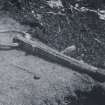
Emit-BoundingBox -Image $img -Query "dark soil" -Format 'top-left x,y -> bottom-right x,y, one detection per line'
4,0 -> 105,69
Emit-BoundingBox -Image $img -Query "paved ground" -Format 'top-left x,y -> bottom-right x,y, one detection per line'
0,13 -> 95,105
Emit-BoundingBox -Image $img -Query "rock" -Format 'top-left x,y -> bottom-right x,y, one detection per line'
61,45 -> 76,54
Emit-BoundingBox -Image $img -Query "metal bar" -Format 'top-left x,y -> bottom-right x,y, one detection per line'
14,34 -> 105,82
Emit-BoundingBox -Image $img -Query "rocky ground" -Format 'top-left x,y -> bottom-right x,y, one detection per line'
0,12 -> 105,105
6,0 -> 105,68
